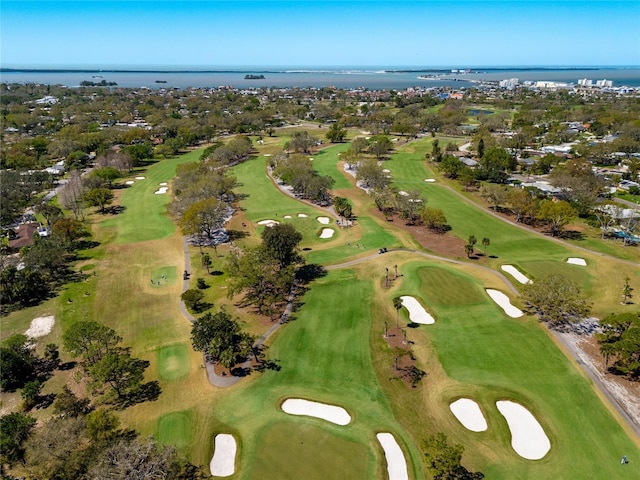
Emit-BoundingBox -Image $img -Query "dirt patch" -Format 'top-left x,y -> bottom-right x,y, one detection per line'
383,326 -> 425,389
370,208 -> 467,258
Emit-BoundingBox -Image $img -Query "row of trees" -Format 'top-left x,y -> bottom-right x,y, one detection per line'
271,152 -> 335,204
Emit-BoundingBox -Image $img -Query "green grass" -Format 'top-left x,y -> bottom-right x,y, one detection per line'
247,421 -> 372,479
150,266 -> 178,287
100,151 -> 202,244
157,344 -> 191,381
310,143 -> 353,189
211,268 -> 425,479
384,260 -> 640,478
157,411 -> 193,448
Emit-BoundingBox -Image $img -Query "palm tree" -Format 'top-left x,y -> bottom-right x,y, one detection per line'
393,297 -> 403,328
465,244 -> 474,258
482,237 -> 490,256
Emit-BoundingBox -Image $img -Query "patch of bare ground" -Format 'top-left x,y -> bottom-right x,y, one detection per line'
382,325 -> 425,389
562,331 -> 640,429
369,208 -> 467,258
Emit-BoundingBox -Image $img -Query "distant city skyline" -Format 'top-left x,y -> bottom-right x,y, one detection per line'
2,1 -> 639,68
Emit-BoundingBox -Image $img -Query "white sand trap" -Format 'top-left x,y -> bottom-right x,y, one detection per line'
135,176 -> 145,180
317,216 -> 330,224
297,213 -> 308,218
25,316 -> 55,338
424,178 -> 436,182
496,400 -> 550,460
501,265 -> 532,285
449,398 -> 488,432
376,433 -> 409,480
400,296 -> 435,324
566,257 -> 587,266
258,219 -> 279,226
284,215 -> 292,219
319,228 -> 334,239
264,153 -> 272,156
154,187 -> 168,195
382,169 -> 391,173
159,182 -> 168,186
486,289 -> 523,318
209,434 -> 236,477
125,180 -> 135,185
398,191 -> 409,196
281,398 -> 351,425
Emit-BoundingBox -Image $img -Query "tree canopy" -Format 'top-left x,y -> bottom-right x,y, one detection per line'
522,274 -> 592,326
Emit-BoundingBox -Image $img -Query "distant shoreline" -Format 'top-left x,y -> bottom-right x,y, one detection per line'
1,66 -> 636,74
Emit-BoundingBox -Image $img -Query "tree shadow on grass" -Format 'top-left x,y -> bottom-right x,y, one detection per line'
230,366 -> 251,377
114,381 -> 161,410
296,264 -> 327,284
560,230 -> 585,241
227,229 -> 249,241
104,205 -> 126,215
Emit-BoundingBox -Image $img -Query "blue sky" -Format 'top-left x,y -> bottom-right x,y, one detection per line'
2,1 -> 639,67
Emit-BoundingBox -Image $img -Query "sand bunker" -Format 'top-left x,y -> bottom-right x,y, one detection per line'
319,228 -> 334,239
449,398 -> 488,432
376,433 -> 409,480
424,178 -> 436,182
209,434 -> 237,477
501,265 -> 532,285
135,176 -> 145,180
264,153 -> 272,157
398,191 -> 409,196
125,180 -> 135,185
25,316 -> 55,338
154,187 -> 168,195
284,215 -> 292,219
159,182 -> 168,186
486,289 -> 524,318
317,216 -> 330,224
400,296 -> 435,324
297,213 -> 308,218
281,398 -> 351,425
566,257 -> 587,266
257,219 -> 279,226
496,400 -> 550,460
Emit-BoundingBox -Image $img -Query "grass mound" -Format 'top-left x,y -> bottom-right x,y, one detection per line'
157,344 -> 190,381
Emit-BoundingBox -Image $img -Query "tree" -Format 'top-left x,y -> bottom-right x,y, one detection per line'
482,237 -> 490,255
430,139 -> 443,162
475,147 -> 513,183
21,380 -> 43,411
423,432 -> 484,480
0,412 -> 36,466
84,187 -> 114,213
63,320 -> 122,367
369,134 -> 393,159
393,297 -> 403,328
181,289 -> 205,312
325,123 -> 347,143
536,200 -> 577,237
0,334 -> 38,391
88,438 -> 207,480
333,196 -> 353,219
180,197 -> 227,248
506,188 -> 538,223
53,385 -> 92,417
88,350 -> 149,400
289,131 -> 317,153
58,170 -> 86,220
477,137 -> 485,159
421,207 -> 448,231
191,309 -> 254,369
201,253 -> 212,273
597,312 -> 640,379
52,217 -> 89,248
551,158 -> 605,216
260,222 -> 303,269
439,155 -> 465,179
622,277 -> 633,305
356,157 -> 389,190
464,244 -> 474,258
480,184 -> 507,210
92,166 -> 121,188
36,203 -> 63,226
522,274 -> 591,326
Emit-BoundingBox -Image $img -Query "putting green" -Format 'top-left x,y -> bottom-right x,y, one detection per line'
157,411 -> 192,448
157,344 -> 190,381
150,266 -> 178,287
247,421 -> 372,479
